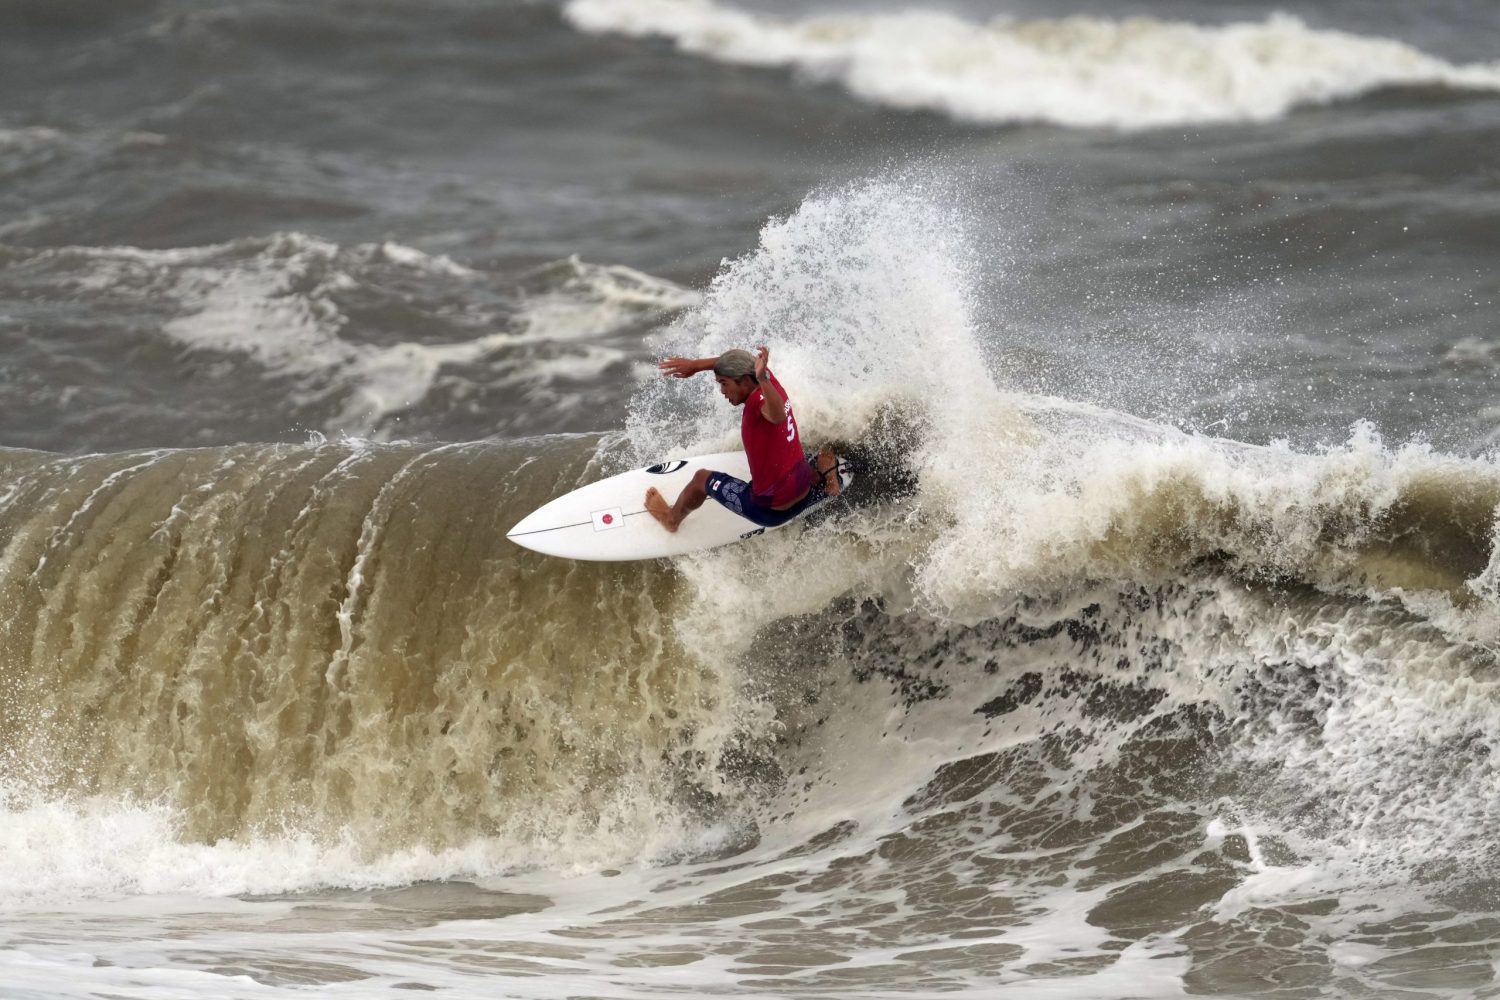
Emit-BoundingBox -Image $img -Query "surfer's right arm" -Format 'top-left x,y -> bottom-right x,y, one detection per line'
658,356 -> 718,379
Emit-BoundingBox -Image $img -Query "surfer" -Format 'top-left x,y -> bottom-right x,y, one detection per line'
644,347 -> 840,533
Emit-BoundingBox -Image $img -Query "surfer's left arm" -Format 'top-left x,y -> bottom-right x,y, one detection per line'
753,346 -> 786,423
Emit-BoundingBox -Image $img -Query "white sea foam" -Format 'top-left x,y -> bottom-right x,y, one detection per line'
918,406 -> 1500,617
636,169 -> 1500,879
565,0 -> 1500,128
37,236 -> 696,436
635,170 -> 1500,632
517,255 -> 701,343
0,787 -> 702,908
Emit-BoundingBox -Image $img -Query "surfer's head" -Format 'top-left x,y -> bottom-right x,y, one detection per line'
713,349 -> 758,405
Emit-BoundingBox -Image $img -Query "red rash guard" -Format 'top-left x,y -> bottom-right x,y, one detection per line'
743,370 -> 814,507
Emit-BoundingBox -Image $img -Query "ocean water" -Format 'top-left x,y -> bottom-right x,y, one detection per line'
3,1 -> 1500,997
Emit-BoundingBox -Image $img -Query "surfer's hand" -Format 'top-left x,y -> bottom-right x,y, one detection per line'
658,357 -> 701,379
754,345 -> 769,379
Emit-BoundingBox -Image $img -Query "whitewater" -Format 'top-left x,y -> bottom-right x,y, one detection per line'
564,0 -> 1500,128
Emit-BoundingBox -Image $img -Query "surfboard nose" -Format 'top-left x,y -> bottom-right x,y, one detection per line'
505,508 -> 546,539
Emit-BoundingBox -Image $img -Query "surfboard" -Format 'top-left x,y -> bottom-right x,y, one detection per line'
506,451 -> 851,561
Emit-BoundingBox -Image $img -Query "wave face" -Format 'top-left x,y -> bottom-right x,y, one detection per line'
6,177 -> 1500,995
0,439 -> 743,893
565,0 -> 1500,128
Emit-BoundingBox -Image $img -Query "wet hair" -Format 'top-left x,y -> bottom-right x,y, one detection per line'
712,349 -> 757,380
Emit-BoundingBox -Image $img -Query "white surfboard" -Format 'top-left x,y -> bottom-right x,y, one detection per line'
507,451 -> 851,561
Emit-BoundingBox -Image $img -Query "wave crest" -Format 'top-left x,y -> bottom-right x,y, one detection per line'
565,0 -> 1500,129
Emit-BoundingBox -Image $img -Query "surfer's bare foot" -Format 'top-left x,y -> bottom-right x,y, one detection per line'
816,446 -> 841,498
644,487 -> 679,532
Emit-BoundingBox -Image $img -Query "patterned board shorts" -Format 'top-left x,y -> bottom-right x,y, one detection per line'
704,463 -> 828,528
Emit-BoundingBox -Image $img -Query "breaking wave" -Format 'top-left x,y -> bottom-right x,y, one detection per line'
565,0 -> 1500,129
3,177 -> 1500,947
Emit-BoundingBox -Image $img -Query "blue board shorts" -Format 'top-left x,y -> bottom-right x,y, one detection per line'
705,460 -> 831,528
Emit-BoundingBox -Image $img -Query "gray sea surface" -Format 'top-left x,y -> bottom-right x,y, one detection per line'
3,1 -> 1500,997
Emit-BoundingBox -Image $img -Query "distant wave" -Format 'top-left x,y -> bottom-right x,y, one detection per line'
564,0 -> 1500,129
0,126 -> 66,150
9,236 -> 697,437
